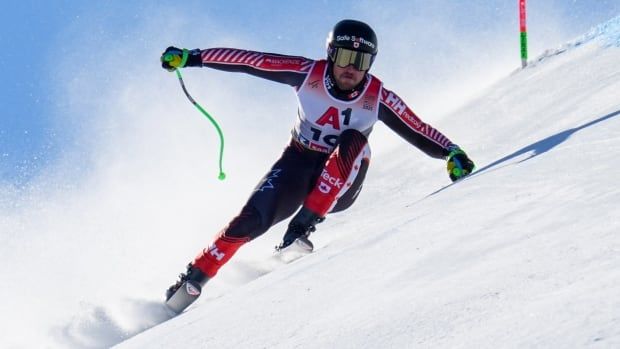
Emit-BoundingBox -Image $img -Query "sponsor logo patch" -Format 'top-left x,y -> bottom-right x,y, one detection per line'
363,97 -> 374,111
208,245 -> 226,261
321,169 -> 343,189
335,35 -> 376,50
309,142 -> 329,153
186,282 -> 201,296
318,181 -> 332,194
256,169 -> 281,192
265,58 -> 302,65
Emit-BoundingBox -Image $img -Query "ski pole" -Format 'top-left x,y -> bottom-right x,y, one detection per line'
164,53 -> 226,180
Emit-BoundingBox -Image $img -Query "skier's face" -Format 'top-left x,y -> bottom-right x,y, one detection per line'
332,64 -> 366,90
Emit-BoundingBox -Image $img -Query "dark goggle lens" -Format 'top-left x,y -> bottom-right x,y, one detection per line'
332,48 -> 373,71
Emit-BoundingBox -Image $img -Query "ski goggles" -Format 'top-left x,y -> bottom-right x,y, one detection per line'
330,47 -> 374,71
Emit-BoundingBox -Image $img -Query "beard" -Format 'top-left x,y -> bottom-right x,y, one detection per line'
334,71 -> 362,90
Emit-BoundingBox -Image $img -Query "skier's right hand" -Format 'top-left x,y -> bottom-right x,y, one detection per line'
447,147 -> 475,182
161,46 -> 187,72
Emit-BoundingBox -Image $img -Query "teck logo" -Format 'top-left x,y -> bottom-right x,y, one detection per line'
321,169 -> 343,189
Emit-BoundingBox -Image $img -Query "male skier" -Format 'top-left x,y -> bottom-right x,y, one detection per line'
161,19 -> 475,313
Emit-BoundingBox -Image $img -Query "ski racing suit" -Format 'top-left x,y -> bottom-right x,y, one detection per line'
183,48 -> 457,278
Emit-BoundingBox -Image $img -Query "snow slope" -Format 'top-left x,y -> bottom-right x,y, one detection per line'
113,16 -> 620,348
0,16 -> 618,349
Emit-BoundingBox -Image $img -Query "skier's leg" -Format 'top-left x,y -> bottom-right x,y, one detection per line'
165,142 -> 327,311
279,129 -> 370,249
303,129 -> 370,216
190,141 -> 327,278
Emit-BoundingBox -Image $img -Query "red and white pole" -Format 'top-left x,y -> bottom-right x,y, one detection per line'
519,0 -> 528,68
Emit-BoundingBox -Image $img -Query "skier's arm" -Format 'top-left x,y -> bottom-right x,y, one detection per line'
177,47 -> 313,88
378,86 -> 476,181
378,87 -> 455,159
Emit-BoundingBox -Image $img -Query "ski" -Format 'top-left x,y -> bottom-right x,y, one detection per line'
164,280 -> 203,315
273,237 -> 314,263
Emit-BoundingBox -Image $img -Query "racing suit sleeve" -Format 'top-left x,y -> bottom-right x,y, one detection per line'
184,48 -> 313,89
378,87 -> 456,159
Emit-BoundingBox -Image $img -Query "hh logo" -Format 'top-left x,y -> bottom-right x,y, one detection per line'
384,91 -> 407,115
208,245 -> 225,261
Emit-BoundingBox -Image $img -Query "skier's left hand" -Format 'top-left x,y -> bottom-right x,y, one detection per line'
160,46 -> 188,72
447,147 -> 475,182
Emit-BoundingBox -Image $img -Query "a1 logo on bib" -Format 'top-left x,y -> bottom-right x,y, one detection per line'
315,107 -> 352,130
310,107 -> 354,147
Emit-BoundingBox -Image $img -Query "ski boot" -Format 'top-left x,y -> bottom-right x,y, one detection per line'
164,263 -> 209,314
276,207 -> 325,252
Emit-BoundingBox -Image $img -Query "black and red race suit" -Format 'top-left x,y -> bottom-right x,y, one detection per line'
182,48 -> 458,277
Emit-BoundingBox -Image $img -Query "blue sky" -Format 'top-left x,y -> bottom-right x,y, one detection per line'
1,0 -> 619,187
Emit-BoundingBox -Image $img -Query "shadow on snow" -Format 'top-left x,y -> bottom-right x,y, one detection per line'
417,108 -> 620,201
